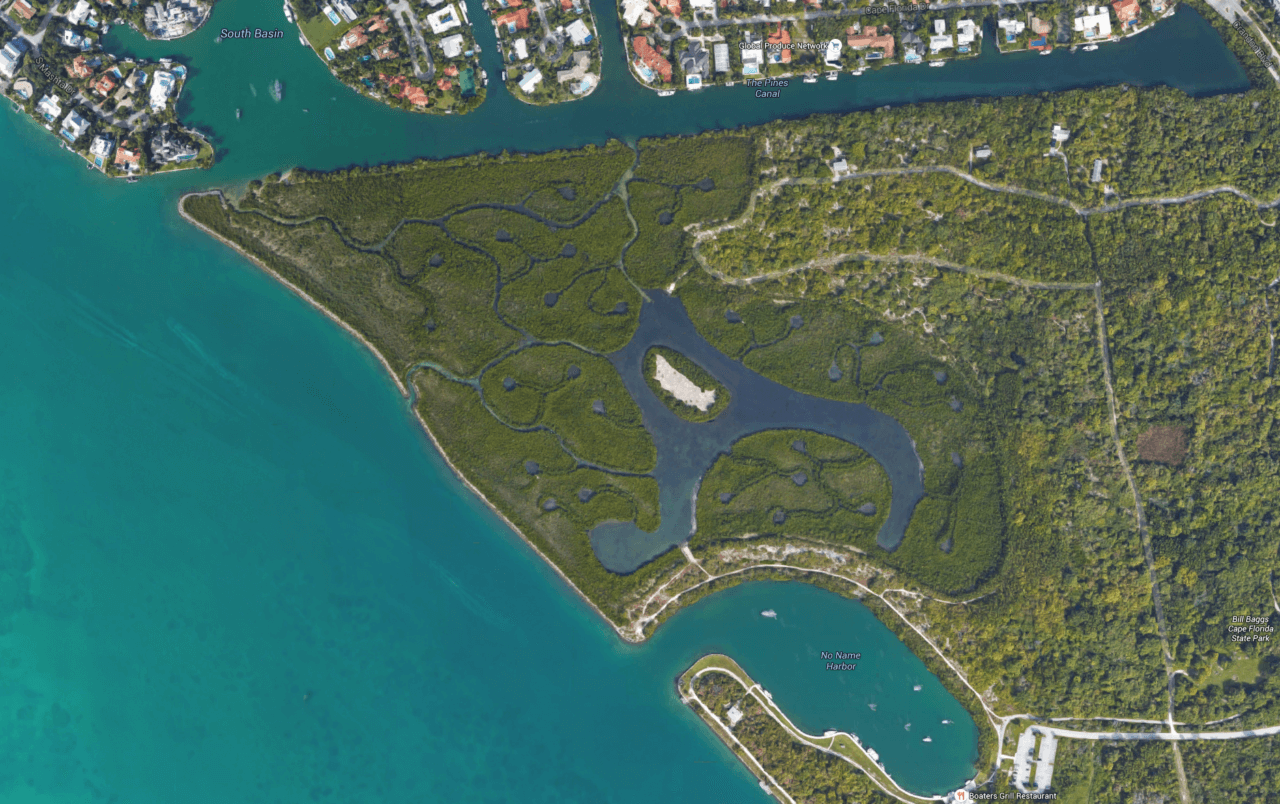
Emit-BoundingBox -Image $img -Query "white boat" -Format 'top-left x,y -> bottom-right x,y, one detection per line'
761,609 -> 777,618
1084,44 -> 1099,51
1040,49 -> 1052,55
725,81 -> 735,86
299,33 -> 308,46
803,74 -> 817,83
868,703 -> 877,711
657,90 -> 675,97
942,719 -> 953,724
826,70 -> 837,80
923,737 -> 933,743
851,69 -> 864,76
929,60 -> 945,67
283,0 -> 296,22
501,69 -> 508,81
913,684 -> 923,691
866,747 -> 880,762
904,722 -> 911,731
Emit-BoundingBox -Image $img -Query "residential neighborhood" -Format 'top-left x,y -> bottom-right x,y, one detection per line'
616,0 -> 1179,92
292,0 -> 487,114
488,0 -> 602,103
1,0 -> 211,177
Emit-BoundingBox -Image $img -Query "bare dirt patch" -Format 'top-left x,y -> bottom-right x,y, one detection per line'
1136,425 -> 1189,466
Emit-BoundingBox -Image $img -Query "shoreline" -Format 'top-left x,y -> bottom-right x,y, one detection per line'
177,189 -> 638,645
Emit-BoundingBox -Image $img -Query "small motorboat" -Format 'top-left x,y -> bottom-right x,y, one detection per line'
658,90 -> 675,96
868,703 -> 877,711
923,737 -> 933,743
826,70 -> 837,80
929,60 -> 945,67
942,719 -> 953,724
803,74 -> 817,83
913,684 -> 923,691
1084,44 -> 1099,51
1040,49 -> 1053,55
761,610 -> 777,619
283,0 -> 296,22
127,176 -> 138,183
235,108 -> 241,119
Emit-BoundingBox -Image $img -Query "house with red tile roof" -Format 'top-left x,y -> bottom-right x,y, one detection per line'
559,0 -> 575,10
437,78 -> 453,91
658,0 -> 680,13
114,147 -> 140,169
632,36 -> 672,82
404,84 -> 429,106
66,55 -> 94,79
444,64 -> 459,77
767,22 -> 791,63
365,15 -> 391,34
494,8 -> 530,31
10,0 -> 35,20
1111,0 -> 1140,27
846,25 -> 895,58
92,74 -> 116,97
373,41 -> 397,60
339,25 -> 368,50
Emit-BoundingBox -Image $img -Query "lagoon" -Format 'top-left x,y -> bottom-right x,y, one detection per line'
0,3 -> 1248,801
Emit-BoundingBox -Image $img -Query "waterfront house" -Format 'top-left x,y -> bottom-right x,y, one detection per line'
846,25 -> 894,59
767,22 -> 791,63
1074,6 -> 1112,38
372,41 -> 397,60
632,36 -> 672,82
60,109 -> 91,142
67,55 -> 94,80
89,133 -> 114,161
9,0 -> 35,20
1029,36 -> 1050,51
621,0 -> 655,27
494,8 -> 530,32
11,77 -> 34,99
565,18 -> 592,46
440,34 -> 464,58
712,42 -> 729,73
956,19 -> 977,48
997,17 -> 1025,43
743,32 -> 765,73
556,50 -> 591,83
679,40 -> 710,80
92,73 -> 117,97
35,94 -> 62,121
1111,0 -> 1140,28
0,37 -> 28,79
901,31 -> 924,62
149,70 -> 175,110
149,125 -> 198,163
427,4 -> 461,34
930,32 -> 954,53
115,145 -> 141,170
513,37 -> 528,60
517,67 -> 542,93
339,25 -> 368,50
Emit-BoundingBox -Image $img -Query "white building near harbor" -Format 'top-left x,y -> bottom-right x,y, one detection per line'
1074,5 -> 1112,38
518,67 -> 542,93
440,33 -> 464,58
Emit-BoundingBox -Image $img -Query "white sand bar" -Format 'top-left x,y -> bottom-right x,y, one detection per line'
654,355 -> 716,411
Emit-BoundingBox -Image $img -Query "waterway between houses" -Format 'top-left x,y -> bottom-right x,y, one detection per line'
0,3 -> 1249,802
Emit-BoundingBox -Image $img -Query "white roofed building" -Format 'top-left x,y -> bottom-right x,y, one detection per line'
150,70 -> 176,110
439,33 -> 464,58
426,4 -> 461,34
1074,6 -> 1112,38
518,67 -> 543,93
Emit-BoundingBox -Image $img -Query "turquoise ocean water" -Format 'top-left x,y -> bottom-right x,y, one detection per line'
0,4 -> 1247,801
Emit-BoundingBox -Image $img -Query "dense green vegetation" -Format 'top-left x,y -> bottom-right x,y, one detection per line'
184,24 -> 1280,795
1049,740 -> 1182,804
693,429 -> 891,548
642,346 -> 730,422
687,668 -> 898,804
